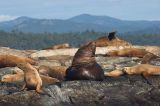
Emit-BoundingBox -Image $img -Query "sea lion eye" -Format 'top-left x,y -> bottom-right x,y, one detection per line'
3,77 -> 7,79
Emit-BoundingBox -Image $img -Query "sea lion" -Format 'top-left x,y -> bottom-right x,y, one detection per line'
65,41 -> 104,81
0,55 -> 37,68
141,53 -> 158,64
44,43 -> 70,50
104,69 -> 124,77
1,73 -> 24,83
38,65 -> 67,81
124,64 -> 160,77
94,31 -> 131,47
106,64 -> 160,77
17,62 -> 43,93
1,73 -> 60,86
105,48 -> 149,57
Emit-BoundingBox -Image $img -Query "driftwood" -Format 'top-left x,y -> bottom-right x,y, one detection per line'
30,46 -> 160,59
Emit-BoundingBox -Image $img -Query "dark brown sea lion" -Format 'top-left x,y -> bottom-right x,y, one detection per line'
44,43 -> 70,50
38,65 -> 67,81
65,42 -> 104,81
94,31 -> 131,47
0,55 -> 37,68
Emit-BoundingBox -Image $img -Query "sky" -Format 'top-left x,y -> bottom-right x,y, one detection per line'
0,0 -> 160,22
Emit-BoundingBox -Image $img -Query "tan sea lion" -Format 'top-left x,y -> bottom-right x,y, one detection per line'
0,55 -> 37,68
44,43 -> 70,50
1,73 -> 24,82
106,48 -> 149,57
65,42 -> 104,81
104,69 -> 124,77
94,31 -> 131,47
1,73 -> 60,86
124,64 -> 160,77
105,64 -> 160,77
17,62 -> 43,94
38,65 -> 67,81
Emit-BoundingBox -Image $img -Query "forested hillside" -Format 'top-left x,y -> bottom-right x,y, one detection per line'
0,30 -> 159,50
0,14 -> 160,33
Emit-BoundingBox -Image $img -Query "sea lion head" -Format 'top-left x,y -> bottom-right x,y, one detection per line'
1,74 -> 13,82
79,41 -> 96,56
17,62 -> 32,72
107,31 -> 117,41
124,67 -> 134,74
72,41 -> 96,65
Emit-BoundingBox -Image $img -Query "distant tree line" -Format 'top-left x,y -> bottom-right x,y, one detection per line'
0,30 -> 159,50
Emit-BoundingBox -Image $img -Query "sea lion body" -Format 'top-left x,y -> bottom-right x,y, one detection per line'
106,48 -> 148,57
66,62 -> 104,81
66,42 -> 104,81
0,55 -> 37,68
124,64 -> 160,77
38,65 -> 67,81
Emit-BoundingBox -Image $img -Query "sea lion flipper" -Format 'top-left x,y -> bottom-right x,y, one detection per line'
20,83 -> 26,91
141,73 -> 152,85
36,83 -> 43,93
36,84 -> 51,97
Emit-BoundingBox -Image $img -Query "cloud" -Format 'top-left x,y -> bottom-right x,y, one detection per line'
0,15 -> 17,22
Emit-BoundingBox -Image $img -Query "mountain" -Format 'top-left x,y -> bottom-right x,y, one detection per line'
0,14 -> 160,33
